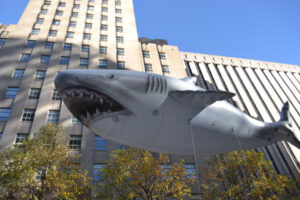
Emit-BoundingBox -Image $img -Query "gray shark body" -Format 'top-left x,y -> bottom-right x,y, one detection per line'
55,69 -> 300,155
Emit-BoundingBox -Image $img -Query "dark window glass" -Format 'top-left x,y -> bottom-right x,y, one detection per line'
34,70 -> 46,80
98,59 -> 107,68
20,54 -> 30,62
69,135 -> 82,150
60,56 -> 70,65
5,88 -> 18,98
63,43 -> 72,51
40,55 -> 50,64
94,136 -> 107,150
145,64 -> 153,72
0,109 -> 11,121
80,58 -> 89,66
0,38 -> 6,46
45,42 -> 54,49
117,61 -> 125,69
12,69 -> 25,79
47,110 -> 60,123
99,46 -> 107,54
22,109 -> 35,122
29,88 -> 41,99
25,40 -> 35,48
82,45 -> 90,52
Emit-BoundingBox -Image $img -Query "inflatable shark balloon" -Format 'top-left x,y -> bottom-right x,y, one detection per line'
55,70 -> 300,155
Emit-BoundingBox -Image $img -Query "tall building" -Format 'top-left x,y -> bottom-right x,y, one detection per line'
0,0 -> 299,196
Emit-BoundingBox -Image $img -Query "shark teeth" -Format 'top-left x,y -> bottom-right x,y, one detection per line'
61,87 -> 125,126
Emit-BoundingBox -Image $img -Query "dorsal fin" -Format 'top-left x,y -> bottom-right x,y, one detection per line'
181,77 -> 197,85
169,90 -> 235,109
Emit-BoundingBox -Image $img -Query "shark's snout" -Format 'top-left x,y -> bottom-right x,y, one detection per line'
54,70 -> 87,93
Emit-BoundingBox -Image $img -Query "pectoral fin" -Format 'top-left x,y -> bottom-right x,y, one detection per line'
169,90 -> 235,110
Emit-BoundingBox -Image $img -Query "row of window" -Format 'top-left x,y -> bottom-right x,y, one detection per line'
31,28 -> 124,42
18,53 -> 125,69
43,0 -> 120,9
143,51 -> 167,60
144,64 -> 170,73
4,87 -> 60,101
25,41 -> 123,56
0,108 -> 58,122
93,163 -> 197,182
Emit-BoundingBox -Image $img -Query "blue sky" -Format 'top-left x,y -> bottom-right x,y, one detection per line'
1,0 -> 300,66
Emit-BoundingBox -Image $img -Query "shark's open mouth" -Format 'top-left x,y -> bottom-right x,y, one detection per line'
61,87 -> 125,125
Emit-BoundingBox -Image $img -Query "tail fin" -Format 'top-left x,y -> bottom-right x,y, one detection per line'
279,102 -> 300,148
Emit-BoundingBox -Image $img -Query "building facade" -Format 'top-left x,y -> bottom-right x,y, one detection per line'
0,0 -> 299,196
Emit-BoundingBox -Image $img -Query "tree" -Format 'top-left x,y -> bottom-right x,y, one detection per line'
200,150 -> 296,200
95,148 -> 194,200
0,124 -> 91,200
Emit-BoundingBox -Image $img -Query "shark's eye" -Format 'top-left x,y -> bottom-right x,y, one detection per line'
106,73 -> 116,80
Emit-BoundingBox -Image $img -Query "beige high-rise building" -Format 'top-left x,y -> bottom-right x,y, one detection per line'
0,0 -> 299,197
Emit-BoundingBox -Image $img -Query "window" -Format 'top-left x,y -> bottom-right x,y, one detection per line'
88,5 -> 94,10
29,88 -> 41,99
99,46 -> 107,54
15,134 -> 28,147
100,24 -> 107,31
100,35 -> 107,41
116,26 -> 123,32
102,7 -> 108,12
34,70 -> 46,80
60,57 -> 70,65
25,40 -> 36,48
85,23 -> 92,29
159,52 -> 166,60
52,20 -> 60,25
66,32 -> 74,38
52,90 -> 61,100
47,110 -> 60,123
5,88 -> 18,99
82,45 -> 90,52
49,30 -> 57,37
20,54 -> 30,62
143,51 -> 150,58
94,136 -> 107,150
98,59 -> 107,68
0,38 -> 6,46
89,0 -> 94,2
80,58 -> 89,67
116,36 -> 123,43
86,13 -> 93,19
40,9 -> 48,14
71,12 -> 78,17
36,18 -> 44,24
145,64 -> 153,72
69,21 -> 76,27
69,135 -> 82,150
22,109 -> 35,122
63,43 -> 72,51
31,29 -> 40,35
115,1 -> 121,6
116,17 -> 122,23
55,10 -> 63,16
0,109 -> 11,121
117,48 -> 124,55
0,133 -> 2,141
12,69 -> 25,79
83,33 -> 91,40
44,1 -> 51,5
184,164 -> 197,179
102,0 -> 108,5
73,4 -> 80,9
117,61 -> 125,69
72,116 -> 80,124
45,42 -> 54,49
94,164 -> 105,181
162,65 -> 170,73
115,9 -> 121,14
40,55 -> 50,64
101,15 -> 108,21
58,2 -> 66,7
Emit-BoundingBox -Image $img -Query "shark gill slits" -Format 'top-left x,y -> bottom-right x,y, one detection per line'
146,75 -> 167,94
61,87 -> 124,125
